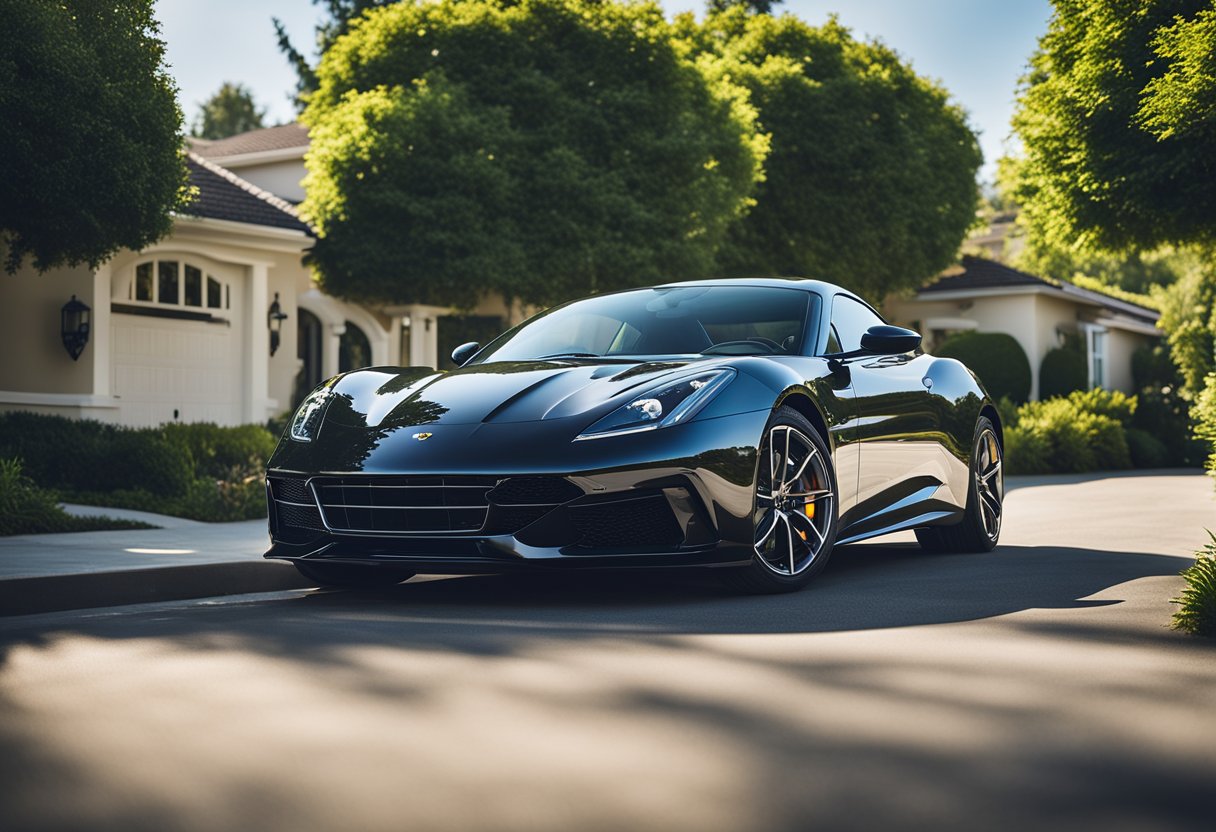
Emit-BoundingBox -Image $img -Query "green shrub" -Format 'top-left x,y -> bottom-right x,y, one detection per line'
1006,397 -> 1130,474
1172,531 -> 1216,637
936,331 -> 1032,403
0,412 -> 194,496
1004,424 -> 1050,474
1039,346 -> 1088,399
995,396 -> 1020,430
163,422 -> 277,480
1194,373 -> 1216,480
1125,428 -> 1169,469
0,458 -> 152,536
1131,342 -> 1202,466
0,413 -> 275,522
1068,388 -> 1136,427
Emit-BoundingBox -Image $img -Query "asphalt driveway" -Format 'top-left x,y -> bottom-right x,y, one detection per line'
0,470 -> 1212,832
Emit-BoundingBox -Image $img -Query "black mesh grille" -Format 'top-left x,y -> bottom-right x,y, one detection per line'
276,501 -> 325,531
272,478 -> 311,504
570,493 -> 682,550
313,475 -> 497,534
487,477 -> 583,506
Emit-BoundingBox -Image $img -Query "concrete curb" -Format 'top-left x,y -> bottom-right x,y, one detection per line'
0,560 -> 311,618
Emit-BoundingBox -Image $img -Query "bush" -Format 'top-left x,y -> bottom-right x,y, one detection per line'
0,412 -> 193,496
0,458 -> 152,536
163,422 -> 278,480
1125,428 -> 1169,468
935,331 -> 1032,403
1039,346 -> 1088,399
0,413 -> 276,522
1067,388 -> 1136,427
1194,373 -> 1216,480
1172,531 -> 1216,637
1005,397 -> 1130,474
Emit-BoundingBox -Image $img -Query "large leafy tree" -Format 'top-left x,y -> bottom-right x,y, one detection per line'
681,9 -> 982,303
0,0 -> 187,273
301,0 -> 766,308
192,82 -> 267,140
274,1 -> 395,110
1008,0 -> 1216,254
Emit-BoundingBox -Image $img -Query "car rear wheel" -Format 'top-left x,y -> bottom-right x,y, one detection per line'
294,561 -> 415,589
915,416 -> 1002,553
722,407 -> 838,594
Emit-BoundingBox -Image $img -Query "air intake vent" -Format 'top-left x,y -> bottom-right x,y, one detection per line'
312,475 -> 498,535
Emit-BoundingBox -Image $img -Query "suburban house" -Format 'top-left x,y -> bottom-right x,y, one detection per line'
0,124 -> 522,428
884,255 -> 1161,400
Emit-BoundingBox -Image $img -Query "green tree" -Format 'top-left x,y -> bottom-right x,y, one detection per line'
192,82 -> 267,140
301,0 -> 766,308
1008,0 -> 1216,254
680,9 -> 982,303
706,0 -> 782,15
0,0 -> 187,273
274,1 -> 395,110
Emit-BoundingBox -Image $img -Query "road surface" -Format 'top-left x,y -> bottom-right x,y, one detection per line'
1,470 -> 1213,831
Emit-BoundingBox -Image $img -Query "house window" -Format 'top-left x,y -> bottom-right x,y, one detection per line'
128,259 -> 230,312
1090,330 -> 1106,389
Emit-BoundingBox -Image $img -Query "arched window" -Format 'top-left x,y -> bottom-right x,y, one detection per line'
129,259 -> 229,313
339,321 -> 372,373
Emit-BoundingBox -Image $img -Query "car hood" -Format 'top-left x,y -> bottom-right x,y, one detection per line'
323,358 -> 730,430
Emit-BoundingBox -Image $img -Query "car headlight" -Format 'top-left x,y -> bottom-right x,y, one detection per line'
575,369 -> 735,441
289,385 -> 334,442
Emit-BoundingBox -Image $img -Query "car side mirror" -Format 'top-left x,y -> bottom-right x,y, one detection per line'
451,341 -> 480,367
860,325 -> 921,355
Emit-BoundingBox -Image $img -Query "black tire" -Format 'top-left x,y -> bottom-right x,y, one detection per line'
721,406 -> 838,594
294,561 -> 415,588
915,415 -> 1003,553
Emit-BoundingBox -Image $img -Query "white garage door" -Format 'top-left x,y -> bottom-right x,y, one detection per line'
111,257 -> 245,427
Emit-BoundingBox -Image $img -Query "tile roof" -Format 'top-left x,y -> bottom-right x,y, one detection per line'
922,255 -> 1051,293
920,254 -> 1158,323
188,123 -> 310,160
180,152 -> 312,235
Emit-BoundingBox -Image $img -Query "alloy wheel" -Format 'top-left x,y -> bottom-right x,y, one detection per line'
753,425 -> 834,576
974,428 -> 1003,541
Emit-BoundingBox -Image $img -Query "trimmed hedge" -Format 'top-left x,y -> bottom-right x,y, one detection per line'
0,413 -> 276,521
935,331 -> 1032,403
1039,346 -> 1087,399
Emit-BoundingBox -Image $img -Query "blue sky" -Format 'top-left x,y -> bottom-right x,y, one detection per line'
156,0 -> 1053,182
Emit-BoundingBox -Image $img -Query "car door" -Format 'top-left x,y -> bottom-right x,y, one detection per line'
828,294 -> 946,535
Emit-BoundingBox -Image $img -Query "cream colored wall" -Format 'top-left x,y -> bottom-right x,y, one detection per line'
0,260 -> 98,396
226,159 -> 307,203
1104,328 -> 1147,394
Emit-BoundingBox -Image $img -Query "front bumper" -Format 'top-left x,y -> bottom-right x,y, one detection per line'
264,410 -> 769,573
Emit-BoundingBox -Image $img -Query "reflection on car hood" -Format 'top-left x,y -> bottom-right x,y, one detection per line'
325,358 -> 730,429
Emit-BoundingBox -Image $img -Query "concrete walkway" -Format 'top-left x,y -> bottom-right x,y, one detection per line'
59,502 -> 205,529
0,513 -> 306,616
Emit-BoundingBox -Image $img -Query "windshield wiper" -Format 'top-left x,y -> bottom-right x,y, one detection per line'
537,352 -> 603,360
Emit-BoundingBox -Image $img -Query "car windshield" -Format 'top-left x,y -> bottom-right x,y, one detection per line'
473,285 -> 816,363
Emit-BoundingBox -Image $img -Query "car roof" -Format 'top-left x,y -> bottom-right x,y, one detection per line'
656,276 -> 865,304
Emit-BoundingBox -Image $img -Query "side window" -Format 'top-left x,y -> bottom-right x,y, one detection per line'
825,325 -> 842,354
829,295 -> 885,353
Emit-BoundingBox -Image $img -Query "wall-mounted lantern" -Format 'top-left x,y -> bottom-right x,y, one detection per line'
268,292 -> 288,356
61,295 -> 91,361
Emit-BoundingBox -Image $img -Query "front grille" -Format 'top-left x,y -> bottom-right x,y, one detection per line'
570,492 -> 683,550
268,477 -> 325,544
312,475 -> 498,535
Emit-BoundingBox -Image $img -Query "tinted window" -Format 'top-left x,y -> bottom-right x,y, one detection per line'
829,295 -> 885,353
475,286 -> 816,362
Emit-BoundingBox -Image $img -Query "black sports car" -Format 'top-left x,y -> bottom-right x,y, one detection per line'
265,279 -> 1004,593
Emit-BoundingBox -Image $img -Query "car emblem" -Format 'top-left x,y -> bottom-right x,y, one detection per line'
412,432 -> 433,441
